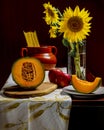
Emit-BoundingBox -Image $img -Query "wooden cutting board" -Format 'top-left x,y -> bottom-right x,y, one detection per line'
3,82 -> 58,98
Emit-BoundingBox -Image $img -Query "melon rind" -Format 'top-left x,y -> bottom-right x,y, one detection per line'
71,75 -> 102,94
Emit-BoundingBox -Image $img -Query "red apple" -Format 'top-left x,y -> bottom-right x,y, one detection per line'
48,68 -> 62,84
48,68 -> 71,87
57,73 -> 71,87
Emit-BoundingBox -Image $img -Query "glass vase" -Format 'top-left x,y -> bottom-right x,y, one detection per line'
67,43 -> 86,80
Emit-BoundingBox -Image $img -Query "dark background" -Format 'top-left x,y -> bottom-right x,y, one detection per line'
0,0 -> 104,89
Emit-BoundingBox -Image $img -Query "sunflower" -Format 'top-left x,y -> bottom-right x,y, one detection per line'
43,3 -> 92,79
49,26 -> 58,38
59,5 -> 92,43
43,2 -> 59,25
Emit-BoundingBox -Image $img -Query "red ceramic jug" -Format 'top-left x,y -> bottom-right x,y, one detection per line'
21,46 -> 57,70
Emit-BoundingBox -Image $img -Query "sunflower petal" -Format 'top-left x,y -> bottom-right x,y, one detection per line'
74,5 -> 80,16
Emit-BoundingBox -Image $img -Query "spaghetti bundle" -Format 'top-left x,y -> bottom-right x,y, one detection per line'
23,30 -> 40,47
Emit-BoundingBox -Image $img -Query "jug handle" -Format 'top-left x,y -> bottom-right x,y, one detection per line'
51,46 -> 57,55
21,48 -> 28,57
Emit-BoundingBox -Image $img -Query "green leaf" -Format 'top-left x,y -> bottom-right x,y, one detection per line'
68,42 -> 76,57
62,38 -> 69,47
69,49 -> 76,57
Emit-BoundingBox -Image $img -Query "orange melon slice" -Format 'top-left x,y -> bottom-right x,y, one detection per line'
71,75 -> 102,94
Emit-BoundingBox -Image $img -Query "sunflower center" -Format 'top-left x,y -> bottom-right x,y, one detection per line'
67,16 -> 83,32
47,8 -> 54,17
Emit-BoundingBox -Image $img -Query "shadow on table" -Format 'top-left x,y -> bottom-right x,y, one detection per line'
68,106 -> 104,130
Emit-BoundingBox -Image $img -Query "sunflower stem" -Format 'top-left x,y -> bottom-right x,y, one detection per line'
74,43 -> 85,79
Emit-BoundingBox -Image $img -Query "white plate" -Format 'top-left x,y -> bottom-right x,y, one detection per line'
62,85 -> 104,99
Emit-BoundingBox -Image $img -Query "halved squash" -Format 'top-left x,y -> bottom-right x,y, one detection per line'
71,75 -> 102,93
12,57 -> 45,89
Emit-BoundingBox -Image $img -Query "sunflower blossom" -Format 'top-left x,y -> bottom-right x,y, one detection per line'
59,5 -> 92,43
43,2 -> 59,25
49,26 -> 58,38
43,3 -> 92,79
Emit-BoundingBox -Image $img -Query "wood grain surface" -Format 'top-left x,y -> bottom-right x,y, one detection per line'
3,82 -> 58,98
